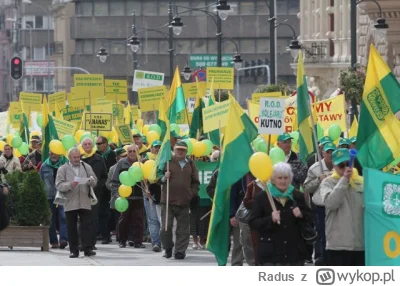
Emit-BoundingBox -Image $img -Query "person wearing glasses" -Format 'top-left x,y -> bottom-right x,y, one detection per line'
111,144 -> 146,249
22,137 -> 42,172
133,133 -> 149,156
337,137 -> 363,176
320,148 -> 364,266
80,137 -> 108,248
95,136 -> 117,244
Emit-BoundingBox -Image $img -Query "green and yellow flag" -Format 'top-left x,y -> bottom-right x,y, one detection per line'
157,97 -> 169,141
207,78 -> 220,147
167,67 -> 186,124
229,93 -> 258,143
189,78 -> 206,138
348,117 -> 358,138
357,45 -> 400,169
296,51 -> 315,162
42,96 -> 59,162
206,101 -> 253,266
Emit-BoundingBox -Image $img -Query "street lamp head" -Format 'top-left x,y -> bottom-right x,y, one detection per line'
171,17 -> 184,36
289,39 -> 301,59
232,54 -> 243,70
374,18 -> 389,41
128,37 -> 141,53
97,47 -> 108,63
216,1 -> 231,21
22,0 -> 32,3
182,66 -> 192,81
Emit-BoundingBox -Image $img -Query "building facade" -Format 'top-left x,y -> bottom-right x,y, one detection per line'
298,0 -> 400,100
53,0 -> 299,104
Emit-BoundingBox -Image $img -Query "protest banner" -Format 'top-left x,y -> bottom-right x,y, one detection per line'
51,116 -> 77,139
252,92 -> 282,103
67,92 -> 89,108
60,106 -> 84,123
258,97 -> 286,135
206,67 -> 234,90
114,124 -> 133,145
202,100 -> 231,133
84,113 -> 112,131
364,168 -> 400,266
131,105 -> 140,121
182,82 -> 207,99
48,91 -> 66,112
73,74 -> 104,97
138,85 -> 167,112
19,92 -> 42,112
105,79 -> 128,101
195,161 -> 218,201
133,70 -> 165,91
9,102 -> 22,128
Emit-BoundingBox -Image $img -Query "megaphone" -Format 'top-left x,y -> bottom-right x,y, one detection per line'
348,149 -> 358,167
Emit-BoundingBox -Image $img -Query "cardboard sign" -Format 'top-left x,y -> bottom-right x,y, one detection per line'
105,79 -> 128,101
258,97 -> 286,135
48,91 -> 67,112
9,102 -> 23,128
73,74 -> 104,98
252,92 -> 283,103
131,105 -> 140,121
133,70 -> 165,92
51,116 -> 77,139
138,85 -> 167,112
60,106 -> 84,123
114,124 -> 133,145
182,82 -> 207,99
206,67 -> 234,90
113,104 -> 124,123
67,92 -> 90,108
202,100 -> 231,133
19,92 -> 42,112
84,113 -> 112,131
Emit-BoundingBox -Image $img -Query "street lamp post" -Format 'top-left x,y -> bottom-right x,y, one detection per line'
269,0 -> 277,84
350,0 -> 389,123
168,0 -> 174,85
23,0 -> 52,95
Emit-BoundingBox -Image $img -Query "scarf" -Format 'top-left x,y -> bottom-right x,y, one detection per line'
331,168 -> 364,190
101,146 -> 112,161
139,145 -> 148,154
267,183 -> 295,201
81,148 -> 97,159
146,152 -> 157,160
44,156 -> 68,169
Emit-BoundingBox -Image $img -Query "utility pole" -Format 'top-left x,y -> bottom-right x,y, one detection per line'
269,0 -> 276,84
132,11 -> 138,103
168,0 -> 174,84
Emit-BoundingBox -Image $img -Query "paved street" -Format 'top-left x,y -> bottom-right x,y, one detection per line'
0,238 -> 221,266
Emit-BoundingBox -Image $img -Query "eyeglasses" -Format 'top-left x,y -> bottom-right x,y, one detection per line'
96,142 -> 104,146
127,150 -> 136,153
337,162 -> 349,168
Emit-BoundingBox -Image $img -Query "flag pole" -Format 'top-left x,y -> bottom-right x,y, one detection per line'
89,92 -> 92,135
307,98 -> 323,173
165,160 -> 170,231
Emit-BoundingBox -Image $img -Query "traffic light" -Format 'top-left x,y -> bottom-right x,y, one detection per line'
250,60 -> 256,77
257,59 -> 263,76
10,56 -> 23,80
244,60 -> 250,77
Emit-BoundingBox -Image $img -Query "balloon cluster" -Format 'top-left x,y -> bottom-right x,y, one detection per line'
4,133 -> 30,157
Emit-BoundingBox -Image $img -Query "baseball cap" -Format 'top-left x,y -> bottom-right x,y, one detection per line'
277,133 -> 292,142
323,142 -> 336,152
170,130 -> 182,139
132,133 -> 142,138
174,141 -> 188,150
319,136 -> 332,145
31,135 -> 41,142
338,137 -> 351,147
151,140 -> 162,147
350,136 -> 357,143
114,148 -> 127,157
332,148 -> 350,166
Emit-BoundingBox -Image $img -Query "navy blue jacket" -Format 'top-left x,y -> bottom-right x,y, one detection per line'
230,173 -> 254,218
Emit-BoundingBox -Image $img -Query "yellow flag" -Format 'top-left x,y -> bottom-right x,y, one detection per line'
124,102 -> 131,126
348,117 -> 358,138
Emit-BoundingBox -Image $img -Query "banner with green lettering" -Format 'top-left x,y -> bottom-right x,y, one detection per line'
195,161 -> 218,206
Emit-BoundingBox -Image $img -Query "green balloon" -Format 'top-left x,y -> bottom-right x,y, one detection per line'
202,139 -> 213,155
128,166 -> 143,182
119,171 -> 136,187
269,147 -> 286,164
252,137 -> 263,147
18,142 -> 29,155
36,114 -> 43,128
182,139 -> 193,155
62,135 -> 76,150
256,141 -> 269,153
170,123 -> 180,135
317,124 -> 324,140
290,131 -> 299,141
328,124 -> 341,141
11,136 -> 23,149
149,124 -> 162,136
115,197 -> 129,212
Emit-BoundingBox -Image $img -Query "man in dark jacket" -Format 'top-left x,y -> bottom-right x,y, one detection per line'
95,136 -> 116,244
160,141 -> 200,260
0,184 -> 10,231
81,137 -> 108,247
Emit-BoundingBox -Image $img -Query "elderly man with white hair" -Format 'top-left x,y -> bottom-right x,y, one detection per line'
56,147 -> 98,258
248,162 -> 312,266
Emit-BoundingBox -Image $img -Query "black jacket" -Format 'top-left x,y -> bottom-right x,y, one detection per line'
0,190 -> 9,231
230,173 -> 254,218
81,154 -> 108,196
97,150 -> 117,172
206,169 -> 219,199
248,189 -> 312,265
287,152 -> 308,190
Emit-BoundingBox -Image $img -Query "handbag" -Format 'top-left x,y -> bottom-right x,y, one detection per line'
81,162 -> 98,206
54,190 -> 67,206
235,201 -> 251,224
293,201 -> 318,245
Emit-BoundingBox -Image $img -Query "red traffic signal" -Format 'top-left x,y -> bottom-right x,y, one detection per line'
10,56 -> 23,80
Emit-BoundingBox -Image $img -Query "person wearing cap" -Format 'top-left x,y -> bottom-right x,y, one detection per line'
307,136 -> 332,168
80,137 -> 108,247
320,148 -> 364,266
304,142 -> 336,266
39,150 -> 69,249
170,130 -> 182,150
111,144 -> 146,249
30,135 -> 41,152
336,137 -> 363,176
160,141 -> 200,260
0,144 -> 22,180
143,140 -> 161,161
22,137 -> 42,172
337,137 -> 351,149
277,132 -> 308,190
349,137 -> 357,150
133,133 -> 149,156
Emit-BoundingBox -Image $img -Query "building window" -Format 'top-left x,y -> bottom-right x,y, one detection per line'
159,40 -> 168,54
192,39 -> 207,53
256,1 -> 269,15
23,15 -> 53,29
24,77 -> 54,92
176,40 -> 191,54
83,40 -> 94,54
239,1 -> 255,15
110,41 -> 126,54
77,2 -> 93,16
289,0 -> 299,15
94,2 -> 108,16
159,1 -> 170,16
240,39 -> 256,54
207,39 -> 217,53
24,16 -> 34,29
36,77 -> 44,91
34,47 -> 45,60
256,39 -> 269,53
35,16 -> 43,29
142,40 -> 159,54
277,0 -> 288,15
110,1 -> 125,16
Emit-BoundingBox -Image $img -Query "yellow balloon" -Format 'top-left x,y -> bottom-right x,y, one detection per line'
193,141 -> 206,157
142,159 -> 155,179
6,134 -> 14,145
75,130 -> 84,142
49,140 -> 66,155
0,141 -> 6,152
78,144 -> 84,154
147,131 -> 160,145
14,148 -> 22,158
118,185 -> 132,198
143,125 -> 150,136
189,138 -> 197,146
249,152 -> 273,182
